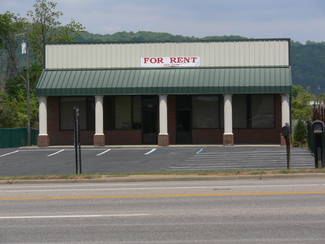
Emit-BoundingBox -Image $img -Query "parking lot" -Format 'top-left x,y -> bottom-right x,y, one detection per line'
0,146 -> 315,176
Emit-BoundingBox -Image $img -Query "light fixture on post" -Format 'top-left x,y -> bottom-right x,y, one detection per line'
21,39 -> 31,146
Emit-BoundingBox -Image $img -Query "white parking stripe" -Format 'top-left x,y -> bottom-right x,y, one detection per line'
144,148 -> 157,155
96,149 -> 111,156
0,150 -> 19,158
47,149 -> 65,157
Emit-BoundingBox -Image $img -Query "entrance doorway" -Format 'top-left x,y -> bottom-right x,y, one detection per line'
142,96 -> 158,144
176,95 -> 192,144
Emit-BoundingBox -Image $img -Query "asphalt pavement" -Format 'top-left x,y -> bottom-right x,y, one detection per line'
1,178 -> 325,243
0,145 -> 315,176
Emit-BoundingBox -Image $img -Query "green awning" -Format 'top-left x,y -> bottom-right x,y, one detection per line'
36,67 -> 292,96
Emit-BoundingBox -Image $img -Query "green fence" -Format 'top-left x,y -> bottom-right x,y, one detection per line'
0,128 -> 38,148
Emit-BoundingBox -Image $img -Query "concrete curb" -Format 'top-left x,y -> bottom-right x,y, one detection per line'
1,173 -> 324,184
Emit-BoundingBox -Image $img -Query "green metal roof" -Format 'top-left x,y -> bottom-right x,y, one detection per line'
36,67 -> 292,96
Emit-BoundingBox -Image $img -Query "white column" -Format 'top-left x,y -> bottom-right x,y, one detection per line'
39,96 -> 48,135
159,95 -> 168,135
95,96 -> 104,135
281,94 -> 290,127
224,94 -> 233,135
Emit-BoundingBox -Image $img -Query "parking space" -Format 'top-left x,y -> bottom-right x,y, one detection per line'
0,146 -> 315,176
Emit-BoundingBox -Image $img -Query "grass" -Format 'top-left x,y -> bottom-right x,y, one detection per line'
0,168 -> 325,181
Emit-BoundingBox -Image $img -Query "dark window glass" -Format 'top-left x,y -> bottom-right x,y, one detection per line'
104,96 -> 142,130
132,96 -> 142,129
60,97 -> 94,130
104,96 -> 115,130
250,95 -> 275,128
192,95 -> 219,128
233,95 -> 247,128
115,96 -> 132,129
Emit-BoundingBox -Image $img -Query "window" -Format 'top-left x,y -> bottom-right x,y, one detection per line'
132,96 -> 142,129
60,97 -> 95,130
192,95 -> 219,128
220,94 -> 275,129
115,96 -> 132,129
250,95 -> 275,128
233,95 -> 247,128
104,96 -> 142,130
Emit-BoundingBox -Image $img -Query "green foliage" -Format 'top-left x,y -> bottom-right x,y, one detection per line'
27,0 -> 85,64
292,85 -> 315,120
0,0 -> 84,129
77,31 -> 248,43
0,85 -> 38,128
291,41 -> 325,94
0,11 -> 25,79
0,11 -> 24,50
293,119 -> 308,146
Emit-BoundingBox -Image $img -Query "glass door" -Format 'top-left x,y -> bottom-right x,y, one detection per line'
176,95 -> 192,144
142,96 -> 158,144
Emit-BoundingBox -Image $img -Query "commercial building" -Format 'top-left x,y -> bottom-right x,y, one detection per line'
36,39 -> 291,147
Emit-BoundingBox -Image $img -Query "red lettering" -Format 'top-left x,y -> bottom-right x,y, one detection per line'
144,57 -> 198,65
157,57 -> 163,63
184,57 -> 190,63
191,57 -> 198,63
170,57 -> 177,63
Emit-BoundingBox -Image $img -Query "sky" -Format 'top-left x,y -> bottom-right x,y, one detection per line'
1,0 -> 325,43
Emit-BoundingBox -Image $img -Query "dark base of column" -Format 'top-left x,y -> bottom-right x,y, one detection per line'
158,134 -> 169,146
94,134 -> 105,146
38,135 -> 49,147
223,134 -> 234,146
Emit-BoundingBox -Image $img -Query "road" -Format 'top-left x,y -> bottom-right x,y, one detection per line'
0,178 -> 325,243
0,146 -> 315,176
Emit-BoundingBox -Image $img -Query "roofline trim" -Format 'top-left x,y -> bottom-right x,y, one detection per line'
45,38 -> 291,46
43,66 -> 291,72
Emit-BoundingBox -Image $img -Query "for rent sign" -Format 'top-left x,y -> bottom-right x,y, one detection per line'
141,57 -> 200,67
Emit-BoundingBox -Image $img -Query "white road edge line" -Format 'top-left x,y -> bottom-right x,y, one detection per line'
97,149 -> 111,156
0,150 -> 19,158
0,214 -> 149,219
144,148 -> 157,155
47,149 -> 65,157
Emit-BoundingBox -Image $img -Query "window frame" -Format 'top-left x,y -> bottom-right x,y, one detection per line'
192,95 -> 221,129
104,95 -> 143,130
248,94 -> 276,129
219,94 -> 276,130
59,96 -> 95,131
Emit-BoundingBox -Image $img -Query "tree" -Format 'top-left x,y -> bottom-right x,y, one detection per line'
0,11 -> 25,81
293,119 -> 307,146
0,0 -> 84,128
291,85 -> 315,121
27,0 -> 84,65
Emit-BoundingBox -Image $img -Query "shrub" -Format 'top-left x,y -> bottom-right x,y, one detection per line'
293,119 -> 307,147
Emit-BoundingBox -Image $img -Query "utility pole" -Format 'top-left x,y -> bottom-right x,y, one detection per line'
22,36 -> 31,146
